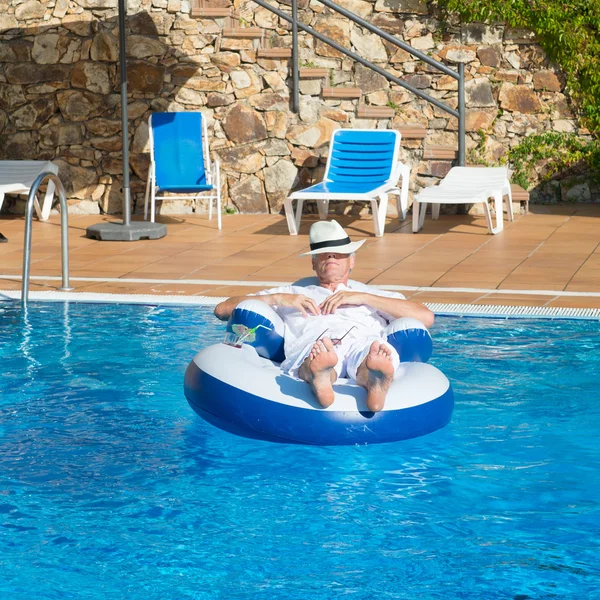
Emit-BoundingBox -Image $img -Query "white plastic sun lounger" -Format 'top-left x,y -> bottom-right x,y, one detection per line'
0,160 -> 59,221
412,166 -> 513,235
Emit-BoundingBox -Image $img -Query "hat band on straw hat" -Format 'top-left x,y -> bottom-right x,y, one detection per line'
310,236 -> 351,252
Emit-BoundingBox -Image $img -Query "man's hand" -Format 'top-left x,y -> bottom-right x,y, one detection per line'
273,293 -> 321,317
319,291 -> 366,315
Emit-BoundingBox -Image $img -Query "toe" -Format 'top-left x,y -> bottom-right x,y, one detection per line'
322,337 -> 335,352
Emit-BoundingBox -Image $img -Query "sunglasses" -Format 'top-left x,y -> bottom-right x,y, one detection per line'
315,326 -> 357,346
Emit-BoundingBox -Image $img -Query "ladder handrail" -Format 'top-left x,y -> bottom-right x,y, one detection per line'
253,0 -> 466,165
319,0 -> 460,80
22,172 -> 73,304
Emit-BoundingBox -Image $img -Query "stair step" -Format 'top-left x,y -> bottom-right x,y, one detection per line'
397,125 -> 427,140
299,68 -> 330,79
511,183 -> 530,201
423,145 -> 456,159
322,87 -> 361,99
257,48 -> 292,59
191,7 -> 232,17
356,105 -> 395,119
222,27 -> 263,39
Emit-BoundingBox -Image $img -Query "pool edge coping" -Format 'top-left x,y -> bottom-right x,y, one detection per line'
2,290 -> 600,320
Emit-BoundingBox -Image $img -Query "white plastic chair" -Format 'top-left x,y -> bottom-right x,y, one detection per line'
144,111 -> 221,229
412,166 -> 513,235
0,160 -> 59,221
284,129 -> 410,238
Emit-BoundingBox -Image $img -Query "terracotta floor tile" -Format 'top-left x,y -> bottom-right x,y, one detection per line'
202,285 -> 270,297
546,296 -> 600,309
410,291 -> 486,304
474,294 -> 556,306
564,282 -> 600,293
186,265 -> 264,280
371,271 -> 444,287
73,281 -> 172,294
0,278 -> 63,292
0,278 -> 24,291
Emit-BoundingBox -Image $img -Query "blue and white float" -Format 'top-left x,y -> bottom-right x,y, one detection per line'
185,288 -> 453,445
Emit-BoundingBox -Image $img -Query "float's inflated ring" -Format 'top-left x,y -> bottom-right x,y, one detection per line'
184,343 -> 453,445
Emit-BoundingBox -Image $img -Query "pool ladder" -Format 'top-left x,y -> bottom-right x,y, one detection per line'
22,172 -> 73,304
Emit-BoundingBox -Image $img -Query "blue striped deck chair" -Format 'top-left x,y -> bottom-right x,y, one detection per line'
284,129 -> 409,237
144,112 -> 222,229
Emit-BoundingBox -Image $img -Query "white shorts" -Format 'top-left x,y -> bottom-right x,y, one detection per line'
282,334 -> 400,381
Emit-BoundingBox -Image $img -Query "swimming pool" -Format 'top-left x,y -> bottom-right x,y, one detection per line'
1,301 -> 599,599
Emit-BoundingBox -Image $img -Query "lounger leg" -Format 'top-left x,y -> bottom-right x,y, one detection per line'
506,188 -> 514,222
492,192 -> 504,234
215,160 -> 222,230
150,184 -> 156,223
295,199 -> 304,231
432,203 -> 440,220
482,197 -> 504,234
316,199 -> 329,220
144,170 -> 151,221
371,193 -> 388,237
39,181 -> 55,221
482,199 -> 493,233
284,197 -> 301,235
412,199 -> 421,232
413,201 -> 428,232
399,164 -> 409,221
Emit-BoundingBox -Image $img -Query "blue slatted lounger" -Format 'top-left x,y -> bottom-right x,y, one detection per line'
144,112 -> 222,229
284,129 -> 410,237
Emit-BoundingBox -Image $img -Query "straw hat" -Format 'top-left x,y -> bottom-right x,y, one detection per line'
299,220 -> 366,256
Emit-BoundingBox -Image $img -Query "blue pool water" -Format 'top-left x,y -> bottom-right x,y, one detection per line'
0,302 -> 599,599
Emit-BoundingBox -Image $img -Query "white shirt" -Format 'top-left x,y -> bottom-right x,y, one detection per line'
254,280 -> 405,372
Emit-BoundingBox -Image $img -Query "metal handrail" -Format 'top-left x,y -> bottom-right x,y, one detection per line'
320,0 -> 460,79
253,0 -> 466,165
22,172 -> 73,304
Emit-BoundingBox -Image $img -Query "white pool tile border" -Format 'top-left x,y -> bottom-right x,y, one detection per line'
0,290 -> 228,305
426,303 -> 600,320
2,290 -> 600,320
3,274 -> 600,298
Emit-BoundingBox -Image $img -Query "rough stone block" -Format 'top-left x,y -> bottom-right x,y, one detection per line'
499,83 -> 542,113
533,70 -> 561,92
477,46 -> 500,68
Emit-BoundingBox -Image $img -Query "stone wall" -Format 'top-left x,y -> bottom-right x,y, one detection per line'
0,0 -> 586,217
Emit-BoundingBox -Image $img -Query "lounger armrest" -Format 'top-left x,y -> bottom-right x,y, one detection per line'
391,160 -> 409,184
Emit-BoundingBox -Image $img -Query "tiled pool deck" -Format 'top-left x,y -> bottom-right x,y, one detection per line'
1,204 -> 600,308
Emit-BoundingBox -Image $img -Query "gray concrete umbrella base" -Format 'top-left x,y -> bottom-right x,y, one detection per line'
86,221 -> 167,241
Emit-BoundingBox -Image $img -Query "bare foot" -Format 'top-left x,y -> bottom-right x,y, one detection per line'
298,338 -> 338,408
356,341 -> 395,412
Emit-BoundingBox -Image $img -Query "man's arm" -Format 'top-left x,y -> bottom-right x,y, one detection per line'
319,291 -> 435,328
364,294 -> 434,328
214,293 -> 321,321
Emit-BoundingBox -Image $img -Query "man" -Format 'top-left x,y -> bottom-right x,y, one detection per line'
214,220 -> 434,412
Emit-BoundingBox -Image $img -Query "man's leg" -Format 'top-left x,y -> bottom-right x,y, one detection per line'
297,337 -> 338,408
0,233 -> 7,243
354,341 -> 396,413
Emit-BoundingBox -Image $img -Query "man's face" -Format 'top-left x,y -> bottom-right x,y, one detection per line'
312,252 -> 355,282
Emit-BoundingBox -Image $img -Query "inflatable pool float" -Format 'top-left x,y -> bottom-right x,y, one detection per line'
184,296 -> 454,445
